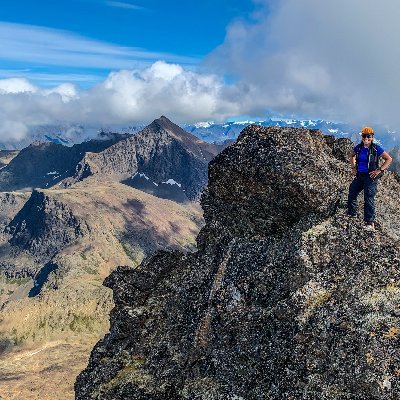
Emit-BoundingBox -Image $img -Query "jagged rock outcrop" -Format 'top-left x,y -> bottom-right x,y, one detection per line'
65,116 -> 225,200
76,126 -> 400,399
0,134 -> 129,191
6,189 -> 89,261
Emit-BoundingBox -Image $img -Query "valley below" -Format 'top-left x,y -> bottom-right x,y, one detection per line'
0,117 -> 215,399
0,182 -> 202,400
0,181 -> 203,399
0,340 -> 93,400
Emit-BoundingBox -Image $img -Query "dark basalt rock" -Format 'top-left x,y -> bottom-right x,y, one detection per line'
76,126 -> 400,399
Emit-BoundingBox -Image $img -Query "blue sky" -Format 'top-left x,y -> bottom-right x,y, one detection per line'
0,0 -> 399,141
0,0 -> 256,86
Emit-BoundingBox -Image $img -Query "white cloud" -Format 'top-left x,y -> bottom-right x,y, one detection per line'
0,62 -> 240,141
80,61 -> 241,123
144,62 -> 183,81
0,120 -> 28,141
207,0 -> 400,130
0,77 -> 37,94
105,1 -> 145,10
43,83 -> 78,102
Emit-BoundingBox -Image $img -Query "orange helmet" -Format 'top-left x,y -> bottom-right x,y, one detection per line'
361,126 -> 374,135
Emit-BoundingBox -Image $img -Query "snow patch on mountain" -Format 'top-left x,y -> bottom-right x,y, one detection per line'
194,121 -> 214,129
133,172 -> 150,181
233,120 -> 255,125
162,179 -> 182,187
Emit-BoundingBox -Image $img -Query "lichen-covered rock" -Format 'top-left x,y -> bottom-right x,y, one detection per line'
76,126 -> 400,399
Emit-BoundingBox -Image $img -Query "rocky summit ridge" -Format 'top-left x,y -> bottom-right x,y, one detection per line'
76,126 -> 400,399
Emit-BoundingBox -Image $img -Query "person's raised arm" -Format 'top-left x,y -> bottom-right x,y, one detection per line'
369,151 -> 392,178
379,151 -> 392,171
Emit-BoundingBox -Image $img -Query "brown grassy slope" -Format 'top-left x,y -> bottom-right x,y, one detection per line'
0,180 -> 203,344
0,150 -> 19,168
0,341 -> 90,400
0,181 -> 203,400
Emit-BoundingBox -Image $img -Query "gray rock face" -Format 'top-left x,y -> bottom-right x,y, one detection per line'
0,135 -> 128,192
75,126 -> 400,399
6,190 -> 88,261
68,116 -> 224,201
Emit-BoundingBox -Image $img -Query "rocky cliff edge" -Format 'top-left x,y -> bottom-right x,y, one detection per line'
75,126 -> 400,399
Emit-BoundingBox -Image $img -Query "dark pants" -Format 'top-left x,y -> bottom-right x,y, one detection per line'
347,172 -> 378,222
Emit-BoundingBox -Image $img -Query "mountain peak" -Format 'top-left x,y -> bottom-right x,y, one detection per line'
158,115 -> 170,122
76,126 -> 400,399
142,116 -> 221,164
149,115 -> 191,137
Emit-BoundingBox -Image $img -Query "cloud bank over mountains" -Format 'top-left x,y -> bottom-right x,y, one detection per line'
0,62 -> 241,140
209,0 -> 400,128
1,0 -> 399,141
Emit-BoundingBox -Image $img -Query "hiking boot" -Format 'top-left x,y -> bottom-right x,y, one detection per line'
363,221 -> 375,231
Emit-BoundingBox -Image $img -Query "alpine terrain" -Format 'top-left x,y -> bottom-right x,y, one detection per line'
61,116 -> 225,201
0,117 -> 218,399
76,125 -> 400,399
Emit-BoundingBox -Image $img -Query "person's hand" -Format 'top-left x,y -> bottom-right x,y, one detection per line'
369,169 -> 382,179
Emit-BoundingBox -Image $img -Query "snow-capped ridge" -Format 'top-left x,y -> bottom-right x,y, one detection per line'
194,121 -> 214,129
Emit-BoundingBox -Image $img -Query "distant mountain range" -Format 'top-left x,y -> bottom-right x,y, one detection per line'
2,118 -> 398,152
186,118 -> 355,143
0,124 -> 143,150
185,119 -> 400,152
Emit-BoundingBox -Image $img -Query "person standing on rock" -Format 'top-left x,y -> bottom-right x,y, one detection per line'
347,126 -> 392,231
